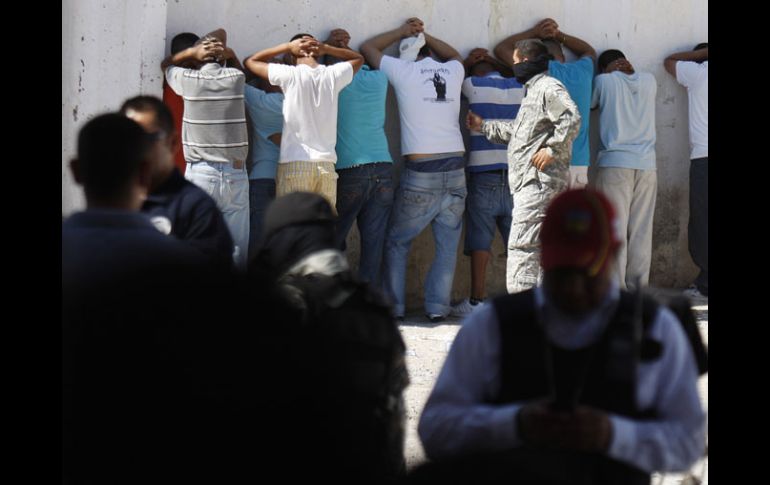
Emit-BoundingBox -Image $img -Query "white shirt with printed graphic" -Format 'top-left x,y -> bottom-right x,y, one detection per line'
379,56 -> 465,155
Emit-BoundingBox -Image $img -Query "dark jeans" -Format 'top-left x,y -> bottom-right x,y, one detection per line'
248,178 -> 276,258
335,163 -> 394,288
689,157 -> 708,295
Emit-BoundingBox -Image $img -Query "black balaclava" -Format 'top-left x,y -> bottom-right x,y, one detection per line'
512,54 -> 553,84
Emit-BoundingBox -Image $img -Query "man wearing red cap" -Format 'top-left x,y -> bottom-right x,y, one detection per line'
416,188 -> 705,483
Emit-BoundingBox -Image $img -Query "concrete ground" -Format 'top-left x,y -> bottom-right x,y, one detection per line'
398,291 -> 708,484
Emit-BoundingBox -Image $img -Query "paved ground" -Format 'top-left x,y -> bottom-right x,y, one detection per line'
398,291 -> 708,484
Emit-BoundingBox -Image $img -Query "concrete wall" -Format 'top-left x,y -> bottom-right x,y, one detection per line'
63,0 -> 707,307
62,0 -> 168,215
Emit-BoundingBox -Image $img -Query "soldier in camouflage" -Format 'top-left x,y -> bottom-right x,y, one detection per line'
467,39 -> 580,293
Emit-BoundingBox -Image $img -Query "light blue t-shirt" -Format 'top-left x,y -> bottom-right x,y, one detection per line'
591,71 -> 657,170
548,57 -> 594,167
335,65 -> 393,170
244,84 -> 284,179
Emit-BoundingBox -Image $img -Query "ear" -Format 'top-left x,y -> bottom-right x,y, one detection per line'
168,131 -> 181,155
137,157 -> 153,191
69,159 -> 83,185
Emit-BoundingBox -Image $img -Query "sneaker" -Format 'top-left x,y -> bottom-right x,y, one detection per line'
426,313 -> 445,323
683,285 -> 708,300
451,298 -> 484,317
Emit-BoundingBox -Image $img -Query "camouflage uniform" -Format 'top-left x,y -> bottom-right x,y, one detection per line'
481,73 -> 580,293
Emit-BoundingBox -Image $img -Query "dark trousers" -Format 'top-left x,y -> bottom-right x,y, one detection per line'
689,158 -> 708,295
248,178 -> 276,258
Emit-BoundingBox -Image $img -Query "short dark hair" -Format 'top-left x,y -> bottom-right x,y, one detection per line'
514,39 -> 549,60
119,95 -> 174,135
541,39 -> 564,60
694,42 -> 708,51
171,32 -> 200,55
76,114 -> 153,200
290,33 -> 314,42
597,49 -> 626,73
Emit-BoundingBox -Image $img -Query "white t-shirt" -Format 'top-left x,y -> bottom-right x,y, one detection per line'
379,56 -> 465,155
268,62 -> 354,163
676,61 -> 708,159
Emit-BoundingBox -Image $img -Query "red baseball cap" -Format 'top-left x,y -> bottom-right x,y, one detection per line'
540,188 -> 622,276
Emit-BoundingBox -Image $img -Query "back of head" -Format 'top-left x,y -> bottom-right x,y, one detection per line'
541,38 -> 565,62
540,188 -> 621,277
171,32 -> 200,55
76,113 -> 152,202
251,192 -> 337,278
693,42 -> 708,64
287,33 -> 317,63
597,49 -> 626,73
119,95 -> 174,135
291,32 -> 314,42
514,38 -> 549,60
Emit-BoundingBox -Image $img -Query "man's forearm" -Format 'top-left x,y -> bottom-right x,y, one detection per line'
493,29 -> 537,67
323,44 -> 362,61
666,47 -> 708,63
161,46 -> 196,70
560,32 -> 597,59
245,43 -> 290,78
223,48 -> 243,72
424,33 -> 461,62
248,43 -> 292,64
363,27 -> 404,52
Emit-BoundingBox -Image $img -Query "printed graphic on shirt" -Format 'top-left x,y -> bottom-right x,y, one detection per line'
422,67 -> 454,103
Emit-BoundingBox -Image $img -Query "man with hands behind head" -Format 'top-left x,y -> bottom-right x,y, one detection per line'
361,18 -> 467,322
245,33 -> 363,210
162,28 -> 250,271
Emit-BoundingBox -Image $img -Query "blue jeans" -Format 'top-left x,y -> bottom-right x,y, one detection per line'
185,161 -> 250,271
383,167 -> 467,317
689,158 -> 708,295
335,163 -> 394,287
248,178 -> 276,258
464,170 -> 513,254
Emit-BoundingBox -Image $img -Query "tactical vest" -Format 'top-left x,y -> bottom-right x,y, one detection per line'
488,288 -> 661,485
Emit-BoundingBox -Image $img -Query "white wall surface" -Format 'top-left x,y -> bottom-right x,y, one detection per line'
62,0 -> 168,215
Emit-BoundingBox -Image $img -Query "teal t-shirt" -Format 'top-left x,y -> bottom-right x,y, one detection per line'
335,65 -> 393,170
548,57 -> 594,167
244,84 -> 284,180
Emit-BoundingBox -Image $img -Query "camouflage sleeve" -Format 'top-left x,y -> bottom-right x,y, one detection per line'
481,119 -> 515,145
544,85 -> 581,163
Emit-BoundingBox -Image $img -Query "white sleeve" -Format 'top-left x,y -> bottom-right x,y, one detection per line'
418,304 -> 524,460
591,75 -> 604,109
447,59 -> 465,78
378,55 -> 405,84
606,306 -> 707,472
462,77 -> 473,99
268,63 -> 293,88
165,66 -> 185,95
333,62 -> 354,91
675,61 -> 698,88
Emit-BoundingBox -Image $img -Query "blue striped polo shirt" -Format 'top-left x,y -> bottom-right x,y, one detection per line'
461,72 -> 524,172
